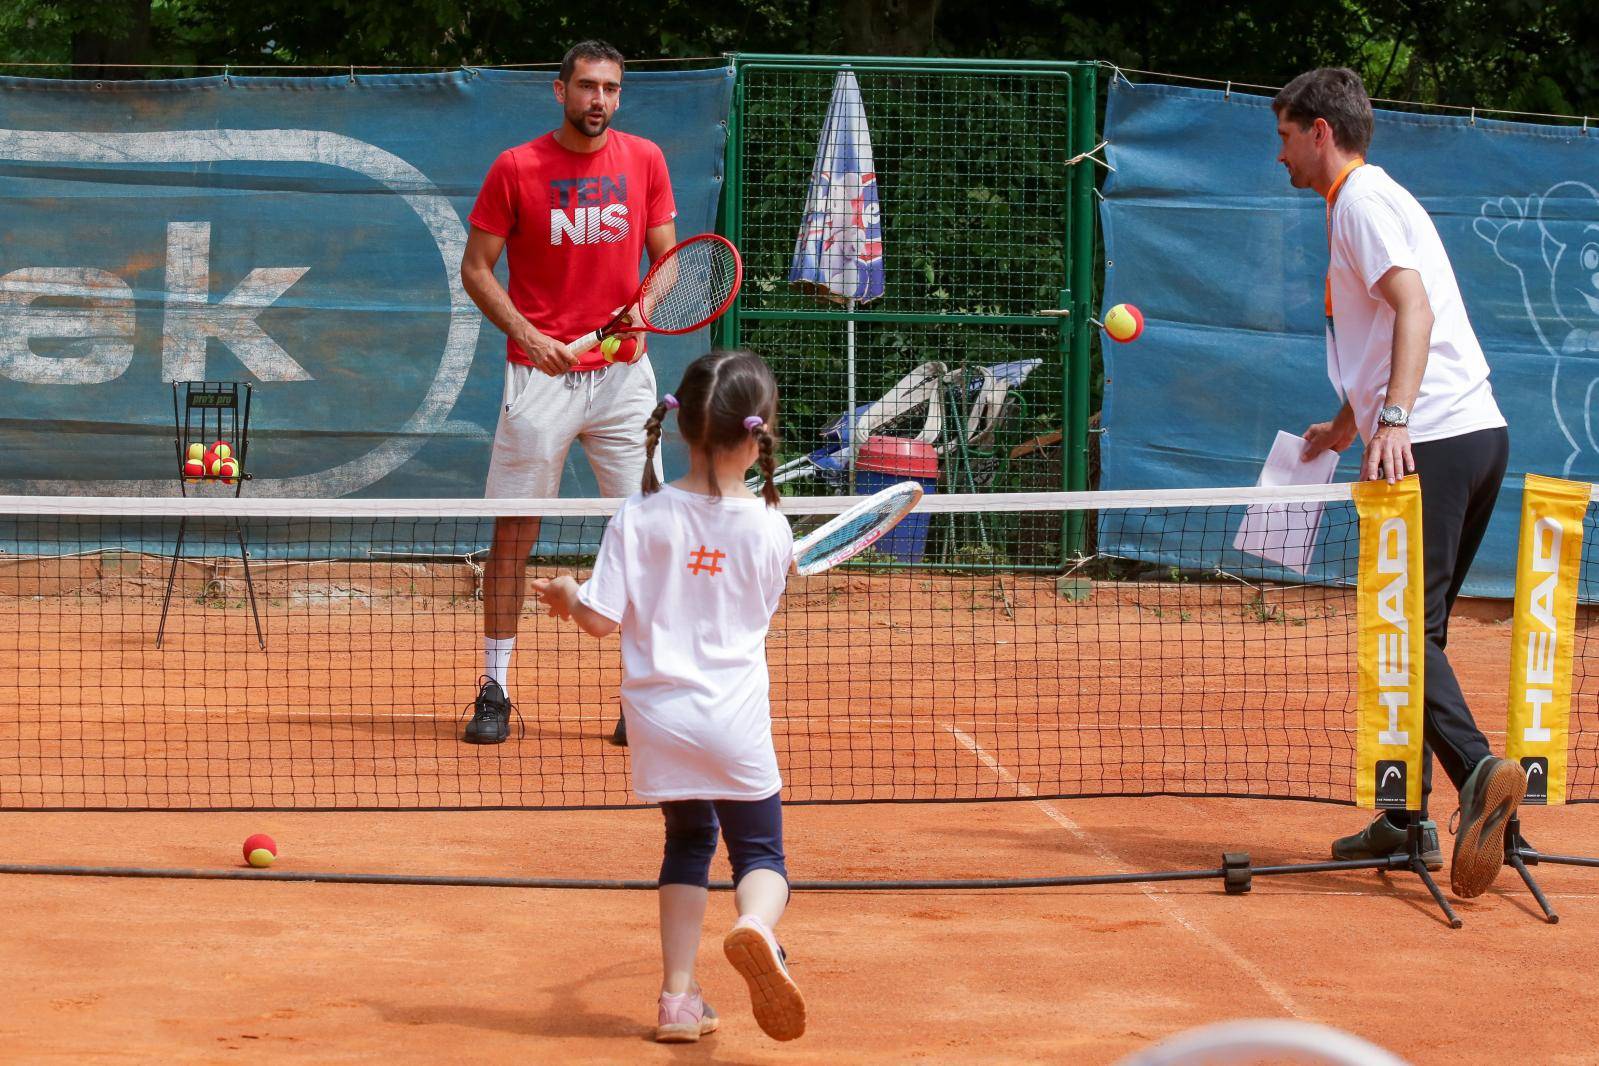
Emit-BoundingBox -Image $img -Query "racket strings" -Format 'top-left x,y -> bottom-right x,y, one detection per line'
793,485 -> 921,574
643,241 -> 740,331
802,510 -> 887,559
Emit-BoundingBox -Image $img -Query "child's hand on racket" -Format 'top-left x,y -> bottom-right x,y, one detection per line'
513,325 -> 579,377
531,575 -> 579,620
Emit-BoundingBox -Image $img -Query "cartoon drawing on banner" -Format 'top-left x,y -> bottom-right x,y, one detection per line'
1475,183 -> 1599,477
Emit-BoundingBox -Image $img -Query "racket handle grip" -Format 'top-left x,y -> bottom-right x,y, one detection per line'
567,329 -> 603,357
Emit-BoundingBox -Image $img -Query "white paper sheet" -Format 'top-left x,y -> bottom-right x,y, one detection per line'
1233,431 -> 1340,574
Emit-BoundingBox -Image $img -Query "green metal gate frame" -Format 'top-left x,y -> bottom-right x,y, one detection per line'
717,54 -> 1099,552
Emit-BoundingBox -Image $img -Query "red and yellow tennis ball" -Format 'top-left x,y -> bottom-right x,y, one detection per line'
183,458 -> 206,483
1103,303 -> 1144,343
242,833 -> 277,868
212,441 -> 233,460
219,457 -> 240,485
600,335 -> 623,361
186,442 -> 205,462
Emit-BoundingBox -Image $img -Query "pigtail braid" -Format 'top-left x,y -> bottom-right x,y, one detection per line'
640,400 -> 670,495
756,425 -> 780,507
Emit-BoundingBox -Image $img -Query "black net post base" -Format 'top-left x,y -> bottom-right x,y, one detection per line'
158,382 -> 264,650
1214,820 -> 1463,930
1505,813 -> 1599,925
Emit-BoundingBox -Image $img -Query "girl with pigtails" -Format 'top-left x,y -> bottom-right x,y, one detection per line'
532,349 -> 806,1044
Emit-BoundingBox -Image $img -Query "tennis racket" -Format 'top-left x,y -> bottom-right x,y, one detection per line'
791,481 -> 925,576
567,234 -> 743,357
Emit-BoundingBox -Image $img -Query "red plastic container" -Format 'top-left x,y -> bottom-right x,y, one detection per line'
855,436 -> 939,480
854,436 -> 939,562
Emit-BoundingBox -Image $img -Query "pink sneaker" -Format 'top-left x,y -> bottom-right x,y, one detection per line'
723,915 -> 806,1041
655,987 -> 719,1043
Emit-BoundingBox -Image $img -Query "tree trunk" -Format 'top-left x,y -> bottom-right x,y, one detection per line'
841,0 -> 940,56
70,0 -> 154,80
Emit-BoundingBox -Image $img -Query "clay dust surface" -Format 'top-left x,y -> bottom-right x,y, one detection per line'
3,569 -> 1599,1062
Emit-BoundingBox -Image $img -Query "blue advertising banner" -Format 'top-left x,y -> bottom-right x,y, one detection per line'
0,67 -> 732,501
1100,79 -> 1599,596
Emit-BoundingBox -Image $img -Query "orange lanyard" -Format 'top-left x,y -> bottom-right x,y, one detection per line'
1323,158 -> 1366,319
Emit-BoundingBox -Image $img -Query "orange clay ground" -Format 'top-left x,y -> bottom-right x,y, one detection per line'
2,582 -> 1598,1062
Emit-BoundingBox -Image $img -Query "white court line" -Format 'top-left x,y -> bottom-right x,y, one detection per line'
944,724 -> 1306,1020
154,708 -> 903,727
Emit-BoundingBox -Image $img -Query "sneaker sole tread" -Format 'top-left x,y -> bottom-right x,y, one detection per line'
1451,761 -> 1524,898
724,926 -> 805,1041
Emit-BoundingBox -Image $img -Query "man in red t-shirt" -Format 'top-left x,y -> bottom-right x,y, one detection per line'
459,40 -> 677,745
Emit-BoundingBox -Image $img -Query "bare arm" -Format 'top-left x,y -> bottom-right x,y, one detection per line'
645,221 -> 678,263
1363,266 -> 1434,482
1374,266 -> 1432,414
530,576 -> 619,639
460,225 -> 577,376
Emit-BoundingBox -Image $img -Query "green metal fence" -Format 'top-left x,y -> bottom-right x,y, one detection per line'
719,55 -> 1099,566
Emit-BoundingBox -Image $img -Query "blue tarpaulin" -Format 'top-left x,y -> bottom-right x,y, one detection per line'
1099,79 -> 1599,596
0,67 -> 733,503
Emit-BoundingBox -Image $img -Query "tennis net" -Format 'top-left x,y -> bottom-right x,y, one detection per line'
0,487 -> 1361,811
1565,501 -> 1599,802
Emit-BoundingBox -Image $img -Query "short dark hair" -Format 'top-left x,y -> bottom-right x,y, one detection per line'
560,40 -> 625,83
1272,68 -> 1374,155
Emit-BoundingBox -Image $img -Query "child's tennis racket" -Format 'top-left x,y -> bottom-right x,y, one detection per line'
567,234 -> 743,357
791,481 -> 925,576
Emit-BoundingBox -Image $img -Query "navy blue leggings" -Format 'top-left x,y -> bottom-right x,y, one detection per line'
659,793 -> 788,888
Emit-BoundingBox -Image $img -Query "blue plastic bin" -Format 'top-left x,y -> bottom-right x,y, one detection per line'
854,436 -> 939,563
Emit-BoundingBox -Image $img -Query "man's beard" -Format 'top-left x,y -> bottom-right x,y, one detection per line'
567,108 -> 611,137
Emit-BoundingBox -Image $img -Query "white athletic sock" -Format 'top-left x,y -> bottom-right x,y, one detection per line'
484,637 -> 515,693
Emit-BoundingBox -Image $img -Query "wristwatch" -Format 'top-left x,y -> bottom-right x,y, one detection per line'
1378,404 -> 1409,428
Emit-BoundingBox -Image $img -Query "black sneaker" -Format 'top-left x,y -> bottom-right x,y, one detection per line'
1331,814 -> 1442,870
609,711 -> 628,747
462,676 -> 512,744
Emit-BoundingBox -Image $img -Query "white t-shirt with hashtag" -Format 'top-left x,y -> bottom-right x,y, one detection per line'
1326,164 -> 1506,444
577,485 -> 793,802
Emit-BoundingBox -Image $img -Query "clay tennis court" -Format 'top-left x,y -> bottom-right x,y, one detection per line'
3,553 -> 1599,1061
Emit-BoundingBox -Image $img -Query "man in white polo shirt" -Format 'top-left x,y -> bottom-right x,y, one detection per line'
1273,67 -> 1523,899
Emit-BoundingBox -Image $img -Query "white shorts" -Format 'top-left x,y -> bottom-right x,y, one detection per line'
486,357 -> 661,499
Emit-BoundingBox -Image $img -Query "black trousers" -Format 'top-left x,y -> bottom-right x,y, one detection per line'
1388,425 -> 1509,826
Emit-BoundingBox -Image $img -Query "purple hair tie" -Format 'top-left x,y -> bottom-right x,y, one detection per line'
662,394 -> 680,410
743,416 -> 765,433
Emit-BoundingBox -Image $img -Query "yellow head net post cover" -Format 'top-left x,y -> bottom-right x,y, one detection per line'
1352,476 -> 1426,812
1507,474 -> 1589,805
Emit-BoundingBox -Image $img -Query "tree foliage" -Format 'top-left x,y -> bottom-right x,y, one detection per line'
3,0 -> 1598,117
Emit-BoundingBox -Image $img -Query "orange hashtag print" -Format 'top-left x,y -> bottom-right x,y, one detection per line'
687,545 -> 726,576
